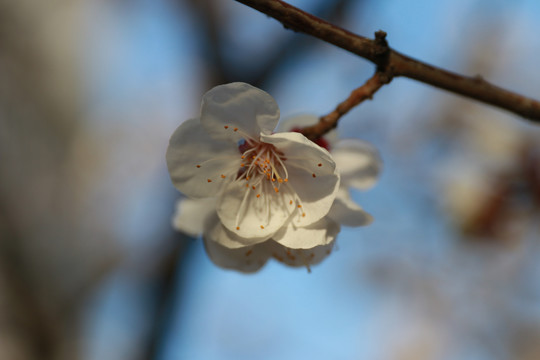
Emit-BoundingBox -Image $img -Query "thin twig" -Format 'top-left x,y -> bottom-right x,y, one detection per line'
234,0 -> 540,123
301,71 -> 389,140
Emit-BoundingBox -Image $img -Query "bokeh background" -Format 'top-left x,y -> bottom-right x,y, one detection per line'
1,0 -> 540,359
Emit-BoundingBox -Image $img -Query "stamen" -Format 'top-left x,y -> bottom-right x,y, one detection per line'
207,179 -> 212,182
312,173 -> 316,178
297,204 -> 302,208
236,226 -> 240,230
252,185 -> 256,190
221,174 -> 226,179
256,194 -> 260,198
233,127 -> 238,132
224,125 -> 229,129
318,163 -> 322,167
196,165 -> 201,168
289,200 -> 293,205
260,225 -> 264,229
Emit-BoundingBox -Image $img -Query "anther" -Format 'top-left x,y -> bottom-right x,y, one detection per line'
274,188 -> 279,193
233,127 -> 238,132
256,194 -> 260,198
297,205 -> 302,208
196,165 -> 201,168
240,163 -> 245,167
241,155 -> 245,159
302,213 -> 306,217
245,250 -> 253,257
289,200 -> 293,205
284,179 -> 288,182
312,173 -> 316,178
318,163 -> 322,167
221,174 -> 226,178
245,184 -> 249,188
224,125 -> 229,129
260,225 -> 265,229
252,185 -> 256,190
207,179 -> 212,182
236,226 -> 240,230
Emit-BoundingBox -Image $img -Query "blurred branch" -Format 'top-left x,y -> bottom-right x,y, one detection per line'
301,70 -> 389,141
234,0 -> 540,123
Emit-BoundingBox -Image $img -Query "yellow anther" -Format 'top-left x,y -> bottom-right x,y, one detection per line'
297,204 -> 302,208
289,200 -> 293,205
236,226 -> 240,230
274,188 -> 279,193
260,225 -> 265,229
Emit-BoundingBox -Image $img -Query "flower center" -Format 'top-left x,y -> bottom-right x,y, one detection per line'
237,140 -> 288,189
230,137 -> 305,232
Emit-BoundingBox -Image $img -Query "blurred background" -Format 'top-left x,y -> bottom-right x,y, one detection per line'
1,0 -> 540,359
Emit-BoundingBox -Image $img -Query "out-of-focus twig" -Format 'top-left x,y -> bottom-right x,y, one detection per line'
234,0 -> 540,123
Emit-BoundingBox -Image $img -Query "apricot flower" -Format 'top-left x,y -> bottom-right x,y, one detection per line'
166,83 -> 340,248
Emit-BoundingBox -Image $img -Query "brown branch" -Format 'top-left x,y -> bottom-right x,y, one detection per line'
301,71 -> 389,140
234,0 -> 540,123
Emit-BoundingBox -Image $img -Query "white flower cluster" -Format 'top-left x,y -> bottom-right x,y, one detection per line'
166,83 -> 380,272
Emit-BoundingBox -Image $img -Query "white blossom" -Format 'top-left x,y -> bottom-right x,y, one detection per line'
166,83 -> 340,249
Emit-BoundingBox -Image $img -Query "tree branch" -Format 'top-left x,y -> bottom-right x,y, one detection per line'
301,71 -> 389,140
234,0 -> 540,123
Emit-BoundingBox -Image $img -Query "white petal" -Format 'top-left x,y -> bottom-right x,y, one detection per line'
327,188 -> 373,227
166,118 -> 239,198
203,212 -> 253,248
172,197 -> 216,237
262,132 -> 340,227
200,82 -> 280,142
273,216 -> 340,249
217,179 -> 294,241
277,114 -> 338,147
203,236 -> 270,273
267,239 -> 336,269
332,139 -> 382,190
